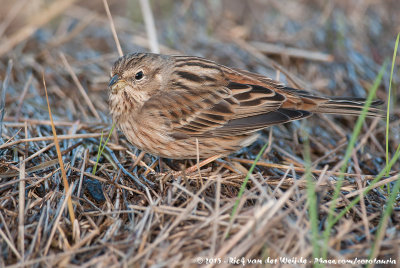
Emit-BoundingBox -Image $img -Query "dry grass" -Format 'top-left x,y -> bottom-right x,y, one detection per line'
1,0 -> 399,267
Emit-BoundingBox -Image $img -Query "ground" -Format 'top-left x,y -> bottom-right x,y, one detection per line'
0,0 -> 399,267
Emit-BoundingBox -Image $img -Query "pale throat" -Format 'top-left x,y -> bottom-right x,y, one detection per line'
109,87 -> 151,121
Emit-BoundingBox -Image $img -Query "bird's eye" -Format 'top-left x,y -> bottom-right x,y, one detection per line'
135,71 -> 144,80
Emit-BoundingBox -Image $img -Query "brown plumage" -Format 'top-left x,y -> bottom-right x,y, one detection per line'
108,53 -> 383,159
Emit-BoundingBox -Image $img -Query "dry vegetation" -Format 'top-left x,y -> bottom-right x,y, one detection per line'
1,0 -> 400,267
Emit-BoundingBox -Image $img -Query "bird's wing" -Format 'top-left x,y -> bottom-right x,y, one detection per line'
227,67 -> 330,110
140,65 -> 311,138
229,67 -> 384,116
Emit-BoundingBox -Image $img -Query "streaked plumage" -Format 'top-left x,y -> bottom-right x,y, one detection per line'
108,53 -> 383,159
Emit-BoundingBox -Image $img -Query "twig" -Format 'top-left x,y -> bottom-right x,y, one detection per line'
0,228 -> 22,260
77,149 -> 88,198
195,138 -> 203,186
212,201 -> 275,261
86,137 -> 151,189
18,157 -> 25,260
59,52 -> 100,120
184,154 -> 223,174
325,174 -> 400,206
231,158 -> 378,179
251,41 -> 334,62
43,74 -> 75,223
139,0 -> 160,53
131,151 -> 146,169
22,142 -> 55,163
0,133 -> 103,150
211,176 -> 221,255
103,145 -> 151,188
68,166 -> 143,195
15,73 -> 33,121
43,185 -> 74,255
102,0 -> 123,57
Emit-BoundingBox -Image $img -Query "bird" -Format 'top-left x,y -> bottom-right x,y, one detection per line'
108,52 -> 383,159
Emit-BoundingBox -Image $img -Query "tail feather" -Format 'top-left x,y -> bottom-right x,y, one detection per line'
314,99 -> 384,117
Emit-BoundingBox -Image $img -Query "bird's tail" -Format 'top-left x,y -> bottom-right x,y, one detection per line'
313,97 -> 384,117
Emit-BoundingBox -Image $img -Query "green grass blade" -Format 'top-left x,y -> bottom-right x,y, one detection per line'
93,130 -> 104,175
331,144 -> 400,226
321,61 -> 387,259
101,122 -> 116,153
385,33 -> 400,175
302,130 -> 321,263
92,123 -> 116,175
369,170 -> 400,263
230,142 -> 269,219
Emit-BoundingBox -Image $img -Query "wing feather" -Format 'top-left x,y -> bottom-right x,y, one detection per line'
140,58 -> 315,139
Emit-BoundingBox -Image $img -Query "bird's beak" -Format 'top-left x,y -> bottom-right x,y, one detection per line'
109,74 -> 119,87
108,74 -> 126,94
